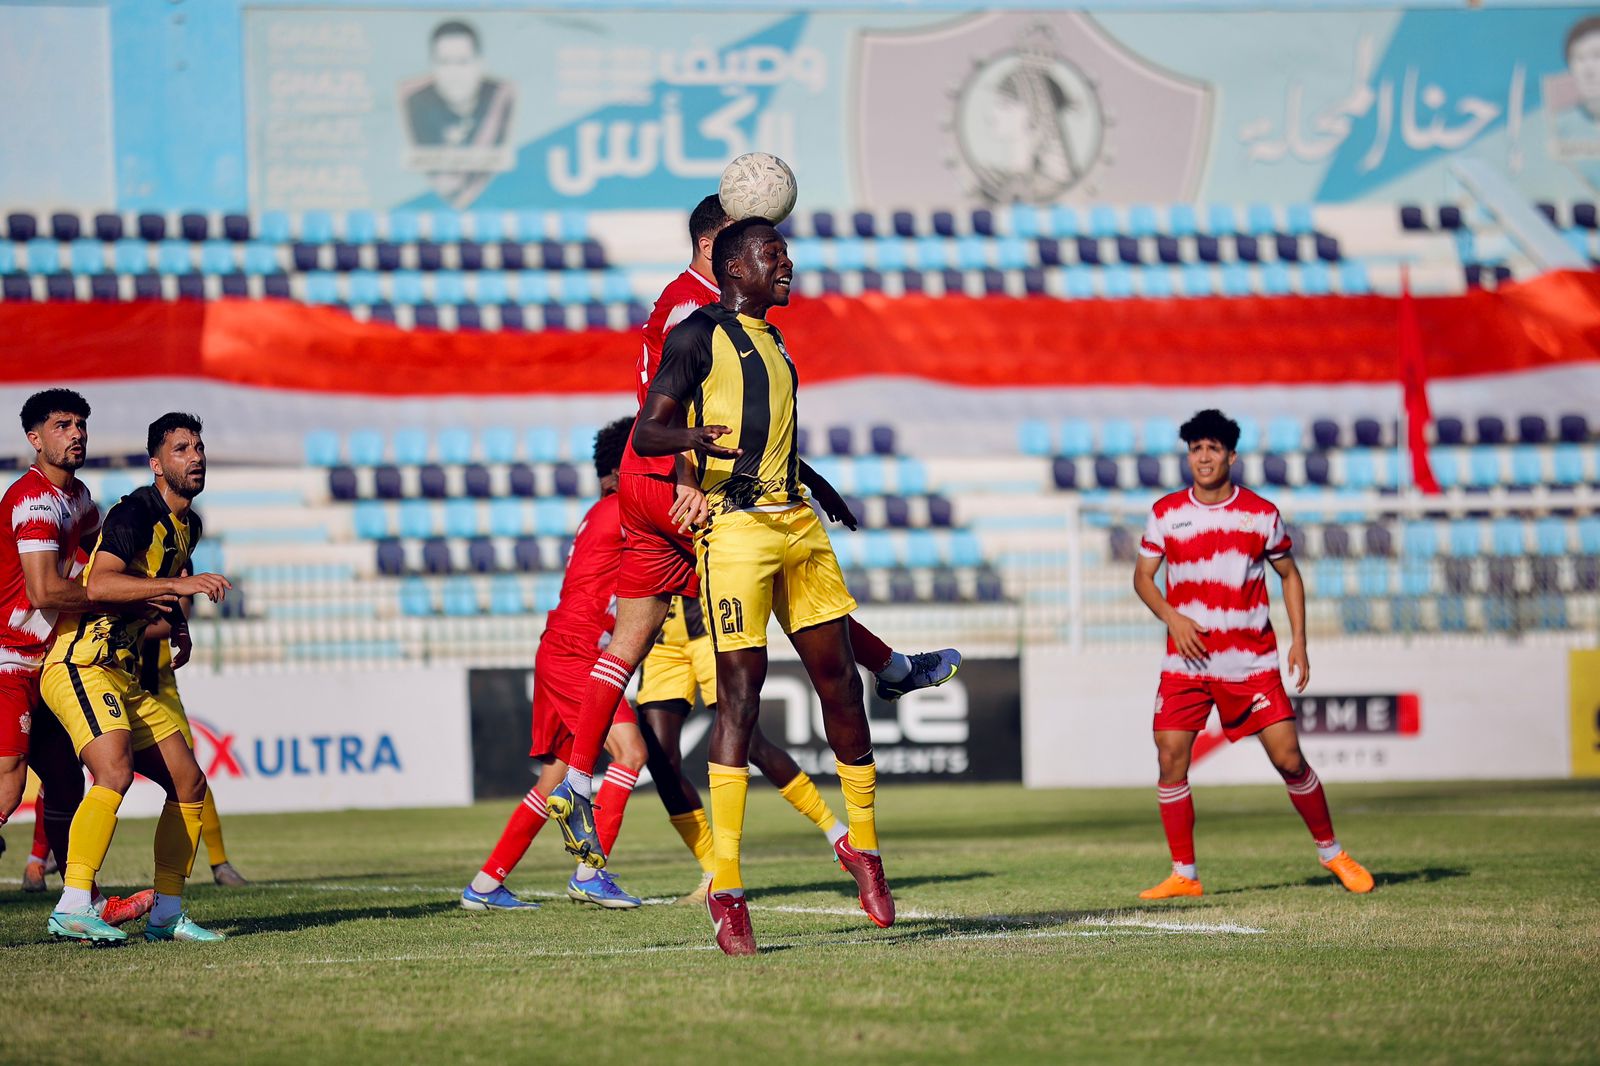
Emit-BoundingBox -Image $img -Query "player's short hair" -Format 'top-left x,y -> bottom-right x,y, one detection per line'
593,418 -> 633,479
1568,16 -> 1600,60
20,388 -> 89,433
711,217 -> 780,286
689,194 -> 729,246
1179,409 -> 1241,452
147,412 -> 203,457
431,19 -> 480,53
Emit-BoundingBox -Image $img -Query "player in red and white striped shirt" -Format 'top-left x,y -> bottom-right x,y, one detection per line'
1133,409 -> 1372,898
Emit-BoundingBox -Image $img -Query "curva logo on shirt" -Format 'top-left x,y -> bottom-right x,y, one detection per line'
189,717 -> 403,779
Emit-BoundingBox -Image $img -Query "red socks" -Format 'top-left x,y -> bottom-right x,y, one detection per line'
594,764 -> 640,855
30,795 -> 48,863
846,618 -> 893,675
568,652 -> 635,778
480,789 -> 548,883
1282,766 -> 1336,846
1156,780 -> 1196,866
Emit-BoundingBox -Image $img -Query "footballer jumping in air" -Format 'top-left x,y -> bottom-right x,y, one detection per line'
1133,409 -> 1374,899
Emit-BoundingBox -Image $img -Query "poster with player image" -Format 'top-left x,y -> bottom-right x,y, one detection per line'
398,18 -> 515,209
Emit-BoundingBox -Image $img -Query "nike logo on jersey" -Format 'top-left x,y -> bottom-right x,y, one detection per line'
738,349 -> 755,359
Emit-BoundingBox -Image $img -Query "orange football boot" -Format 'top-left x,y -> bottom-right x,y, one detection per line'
1138,872 -> 1204,899
1321,851 -> 1375,893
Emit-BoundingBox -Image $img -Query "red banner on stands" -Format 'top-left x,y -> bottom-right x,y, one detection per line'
1398,270 -> 1441,494
2,272 -> 1598,396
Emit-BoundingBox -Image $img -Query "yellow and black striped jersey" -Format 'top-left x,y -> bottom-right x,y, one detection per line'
656,594 -> 708,647
45,484 -> 201,674
649,303 -> 801,514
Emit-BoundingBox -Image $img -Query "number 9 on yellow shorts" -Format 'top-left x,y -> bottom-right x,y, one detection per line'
40,661 -> 185,756
697,504 -> 857,651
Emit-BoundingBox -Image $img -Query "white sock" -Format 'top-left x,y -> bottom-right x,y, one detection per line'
573,864 -> 599,882
565,769 -> 594,800
91,888 -> 106,912
1174,862 -> 1198,880
877,652 -> 911,683
149,891 -> 183,926
824,822 -> 848,846
1316,840 -> 1343,863
57,886 -> 92,913
470,872 -> 501,894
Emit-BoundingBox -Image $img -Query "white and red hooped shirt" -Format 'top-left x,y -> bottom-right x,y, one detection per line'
0,466 -> 98,675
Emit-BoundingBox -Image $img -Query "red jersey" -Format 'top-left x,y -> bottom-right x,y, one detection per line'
619,266 -> 720,479
0,467 -> 98,675
542,492 -> 624,651
1139,485 -> 1292,683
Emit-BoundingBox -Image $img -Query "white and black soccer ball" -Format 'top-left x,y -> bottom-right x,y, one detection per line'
718,152 -> 798,224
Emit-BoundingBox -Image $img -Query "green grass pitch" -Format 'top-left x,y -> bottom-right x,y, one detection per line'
2,780 -> 1597,1064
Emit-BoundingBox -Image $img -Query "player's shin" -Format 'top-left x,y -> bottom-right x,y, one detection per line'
834,758 -> 879,852
150,799 -> 204,924
59,784 -> 122,912
707,763 -> 750,893
778,771 -> 847,845
565,652 -> 636,794
1157,780 -> 1198,879
200,786 -> 227,866
474,789 -> 548,892
669,809 -> 715,873
1281,765 -> 1340,858
845,617 -> 894,675
594,763 -> 639,855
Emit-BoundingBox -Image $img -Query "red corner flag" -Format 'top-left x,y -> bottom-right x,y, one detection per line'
1398,268 -> 1441,494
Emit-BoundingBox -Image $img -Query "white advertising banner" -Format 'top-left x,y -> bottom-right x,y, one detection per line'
117,667 -> 472,818
1024,643 -> 1574,788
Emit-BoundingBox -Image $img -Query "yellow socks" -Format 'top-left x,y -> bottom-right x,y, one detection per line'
835,760 -> 880,852
778,771 -> 840,835
200,787 -> 227,866
707,763 -> 750,893
153,800 -> 204,897
64,784 -> 122,892
669,809 -> 715,874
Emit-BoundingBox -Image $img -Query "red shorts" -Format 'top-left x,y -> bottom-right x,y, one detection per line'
616,472 -> 699,600
529,634 -> 636,762
1153,674 -> 1295,743
0,671 -> 41,759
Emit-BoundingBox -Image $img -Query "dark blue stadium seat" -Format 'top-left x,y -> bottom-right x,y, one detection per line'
1022,267 -> 1046,295
975,567 -> 1004,602
371,241 -> 400,271
932,211 -> 956,237
580,302 -> 605,329
508,463 -> 536,497
291,243 -> 320,272
1116,236 -> 1140,265
1315,234 -> 1341,261
1399,205 -> 1426,231
1312,419 -> 1341,449
539,241 -> 565,271
376,538 -> 405,576
891,211 -> 916,238
1572,203 -> 1598,230
1559,414 -> 1590,442
812,211 -> 837,238
1322,525 -> 1351,557
1518,415 -> 1548,444
883,495 -> 910,528
494,241 -> 523,271
263,274 -> 291,299
821,269 -> 844,294
1137,455 -> 1163,488
456,304 -> 481,330
1195,234 -> 1220,263
1354,418 -> 1382,447
180,213 -> 208,242
1155,235 -> 1181,264
223,214 -> 250,242
50,212 -> 80,241
553,463 -> 580,497
1263,454 -> 1289,485
1304,452 -> 1330,485
44,273 -> 73,301
1476,416 -> 1506,444
1536,202 -> 1558,225
981,268 -> 1005,295
1275,234 -> 1300,262
1109,526 -> 1138,562
6,212 -> 36,241
870,425 -> 896,456
926,495 -> 954,527
901,269 -> 924,293
1487,558 -> 1518,596
374,465 -> 403,499
861,268 -> 884,292
513,536 -> 542,571
463,464 -> 492,499
828,426 -> 853,456
1075,237 -> 1101,265
841,496 -> 866,524
176,274 -> 204,300
1051,457 -> 1077,490
970,209 -> 994,237
93,213 -> 122,241
329,467 -> 358,500
458,240 -> 484,271
90,274 -> 120,301
931,567 -> 961,603
415,240 -> 442,271
775,216 -> 795,239
468,537 -> 497,574
332,242 -> 361,272
422,538 -> 453,574
2,275 -> 31,301
1443,558 -> 1474,595
888,568 -> 917,603
413,304 -> 442,329
1235,235 -> 1260,262
1576,556 -> 1600,592
626,301 -> 649,328
137,212 -> 166,242
497,302 -> 524,330
419,464 -> 448,499
939,268 -> 963,294
1037,238 -> 1062,267
1437,205 -> 1463,230
1094,456 -> 1120,489
795,427 -> 810,456
1364,524 -> 1394,557
1463,264 -> 1485,290
369,304 -> 396,325
852,211 -> 877,238
1435,416 -> 1464,445
220,273 -> 248,297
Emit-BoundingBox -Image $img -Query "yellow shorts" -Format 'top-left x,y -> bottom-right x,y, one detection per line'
637,634 -> 718,708
40,662 -> 184,756
697,504 -> 857,651
146,664 -> 193,747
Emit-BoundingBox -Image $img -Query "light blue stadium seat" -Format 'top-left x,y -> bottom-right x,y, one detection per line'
567,425 -> 597,462
1266,416 -> 1302,453
785,238 -> 822,272
445,499 -> 479,539
1577,515 -> 1600,555
1009,205 -> 1042,238
489,498 -> 525,537
242,243 -> 278,276
1059,419 -> 1094,458
399,500 -> 434,539
1286,203 -> 1315,236
854,457 -> 887,497
347,271 -> 382,306
558,210 -> 587,243
1100,418 -> 1136,457
1065,267 -> 1095,299
256,211 -> 291,244
387,211 -> 421,244
474,272 -> 508,305
1380,452 -> 1409,490
913,237 -> 947,270
1221,263 -> 1252,296
348,430 -> 386,467
437,428 -> 474,465
1357,557 -> 1390,597
1234,416 -> 1261,454
516,271 -> 551,305
994,237 -> 1029,271
897,457 -> 929,496
0,241 -> 22,273
391,271 -> 425,305
300,211 -> 334,244
1448,521 -> 1484,557
862,530 -> 898,569
1490,518 -> 1525,556
1344,450 -> 1377,489
481,427 -> 517,464
1552,444 -> 1584,485
1139,267 -> 1173,298
1246,202 -> 1277,235
1127,204 -> 1159,238
807,455 -> 845,492
1140,417 -> 1178,455
873,240 -> 909,272
1400,522 -> 1438,558
70,239 -> 103,274
947,530 -> 984,568
433,272 -> 467,306
467,211 -> 503,243
1103,267 -> 1135,299
1432,448 -> 1464,489
1467,449 -> 1502,488
1049,204 -> 1080,237
834,238 -> 869,272
1563,228 -> 1589,259
1206,204 -> 1237,234
1311,557 -> 1346,596
1166,203 -> 1198,237
601,270 -> 632,304
1299,262 -> 1332,295
534,499 -> 568,537
1398,558 -> 1432,597
1019,420 -> 1053,457
156,241 -> 190,276
198,240 -> 232,275
905,529 -> 941,569
1338,261 -> 1370,295
1262,262 -> 1292,295
305,430 -> 341,467
509,210 -> 542,243
400,579 -> 433,617
1181,264 -> 1214,296
303,273 -> 339,305
344,210 -> 377,244
1088,205 -> 1120,239
489,575 -> 524,615
830,534 -> 857,569
392,428 -> 430,466
442,577 -> 478,617
429,212 -> 463,244
554,272 -> 588,305
1534,517 -> 1568,556
533,574 -> 563,613
353,501 -> 389,539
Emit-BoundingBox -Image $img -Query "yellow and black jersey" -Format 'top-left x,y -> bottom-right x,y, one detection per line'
45,484 -> 201,674
649,303 -> 802,514
657,594 -> 708,647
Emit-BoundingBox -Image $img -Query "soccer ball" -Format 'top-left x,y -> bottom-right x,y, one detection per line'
718,153 -> 798,224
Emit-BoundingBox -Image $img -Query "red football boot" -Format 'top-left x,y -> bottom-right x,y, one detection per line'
706,890 -> 757,956
100,889 -> 155,927
834,837 -> 895,928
